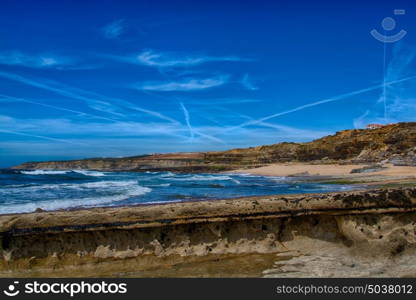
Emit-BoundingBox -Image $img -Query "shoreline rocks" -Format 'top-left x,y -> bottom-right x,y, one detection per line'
1,187 -> 416,277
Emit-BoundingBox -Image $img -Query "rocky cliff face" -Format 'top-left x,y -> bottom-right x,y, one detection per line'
204,122 -> 416,166
12,122 -> 416,172
13,153 -> 217,172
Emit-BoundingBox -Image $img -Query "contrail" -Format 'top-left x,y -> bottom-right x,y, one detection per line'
0,94 -> 190,141
192,129 -> 225,144
0,71 -> 222,144
178,102 -> 225,143
211,107 -> 328,140
0,71 -> 179,124
0,129 -> 85,145
0,94 -> 118,123
0,71 -> 123,118
141,91 -> 224,143
0,128 -> 134,157
178,102 -> 224,143
226,75 -> 416,132
180,102 -> 194,139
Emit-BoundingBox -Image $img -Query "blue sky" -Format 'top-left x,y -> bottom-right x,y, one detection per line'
0,0 -> 415,167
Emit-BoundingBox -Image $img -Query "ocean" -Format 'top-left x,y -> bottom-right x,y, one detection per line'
0,169 -> 353,214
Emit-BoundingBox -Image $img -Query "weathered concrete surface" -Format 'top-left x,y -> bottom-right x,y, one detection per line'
1,187 -> 416,277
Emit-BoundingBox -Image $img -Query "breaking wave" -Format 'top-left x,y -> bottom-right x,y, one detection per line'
0,170 -> 355,214
20,169 -> 106,177
0,180 -> 151,214
163,174 -> 235,181
20,170 -> 68,175
72,170 -> 106,177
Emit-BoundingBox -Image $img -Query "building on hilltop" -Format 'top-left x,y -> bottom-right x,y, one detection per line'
366,123 -> 385,129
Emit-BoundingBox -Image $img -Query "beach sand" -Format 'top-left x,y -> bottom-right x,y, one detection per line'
231,163 -> 416,181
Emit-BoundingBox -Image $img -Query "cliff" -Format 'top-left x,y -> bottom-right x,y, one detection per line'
12,122 -> 416,172
205,122 -> 416,166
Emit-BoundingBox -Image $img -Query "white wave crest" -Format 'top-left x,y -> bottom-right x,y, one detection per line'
6,180 -> 145,192
163,174 -> 235,181
72,170 -> 106,177
0,180 -> 152,214
20,170 -> 68,175
160,171 -> 175,178
147,183 -> 171,187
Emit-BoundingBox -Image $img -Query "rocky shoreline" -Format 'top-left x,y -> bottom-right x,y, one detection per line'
3,122 -> 416,277
1,186 -> 416,277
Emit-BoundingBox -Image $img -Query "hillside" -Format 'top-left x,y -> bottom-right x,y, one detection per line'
13,122 -> 416,172
205,122 -> 416,166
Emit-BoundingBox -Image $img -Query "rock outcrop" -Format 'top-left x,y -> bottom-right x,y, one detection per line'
204,122 -> 416,166
1,187 -> 416,277
12,122 -> 416,172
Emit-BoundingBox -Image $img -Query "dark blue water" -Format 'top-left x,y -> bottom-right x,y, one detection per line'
0,169 -> 354,214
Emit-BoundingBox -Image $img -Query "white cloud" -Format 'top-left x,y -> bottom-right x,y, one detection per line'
0,51 -> 74,68
101,19 -> 125,39
105,49 -> 251,68
241,74 -> 258,90
137,76 -> 229,91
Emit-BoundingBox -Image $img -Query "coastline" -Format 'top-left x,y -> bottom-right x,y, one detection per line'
2,122 -> 416,277
2,162 -> 416,216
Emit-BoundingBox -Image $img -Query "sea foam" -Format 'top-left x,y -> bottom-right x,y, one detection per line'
72,170 -> 106,177
0,180 -> 151,214
21,170 -> 68,175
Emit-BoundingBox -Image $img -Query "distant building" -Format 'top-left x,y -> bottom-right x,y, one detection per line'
366,123 -> 385,129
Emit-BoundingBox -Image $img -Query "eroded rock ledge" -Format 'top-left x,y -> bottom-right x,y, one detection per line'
1,187 -> 416,277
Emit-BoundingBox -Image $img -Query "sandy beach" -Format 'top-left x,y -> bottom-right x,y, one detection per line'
232,163 -> 416,181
